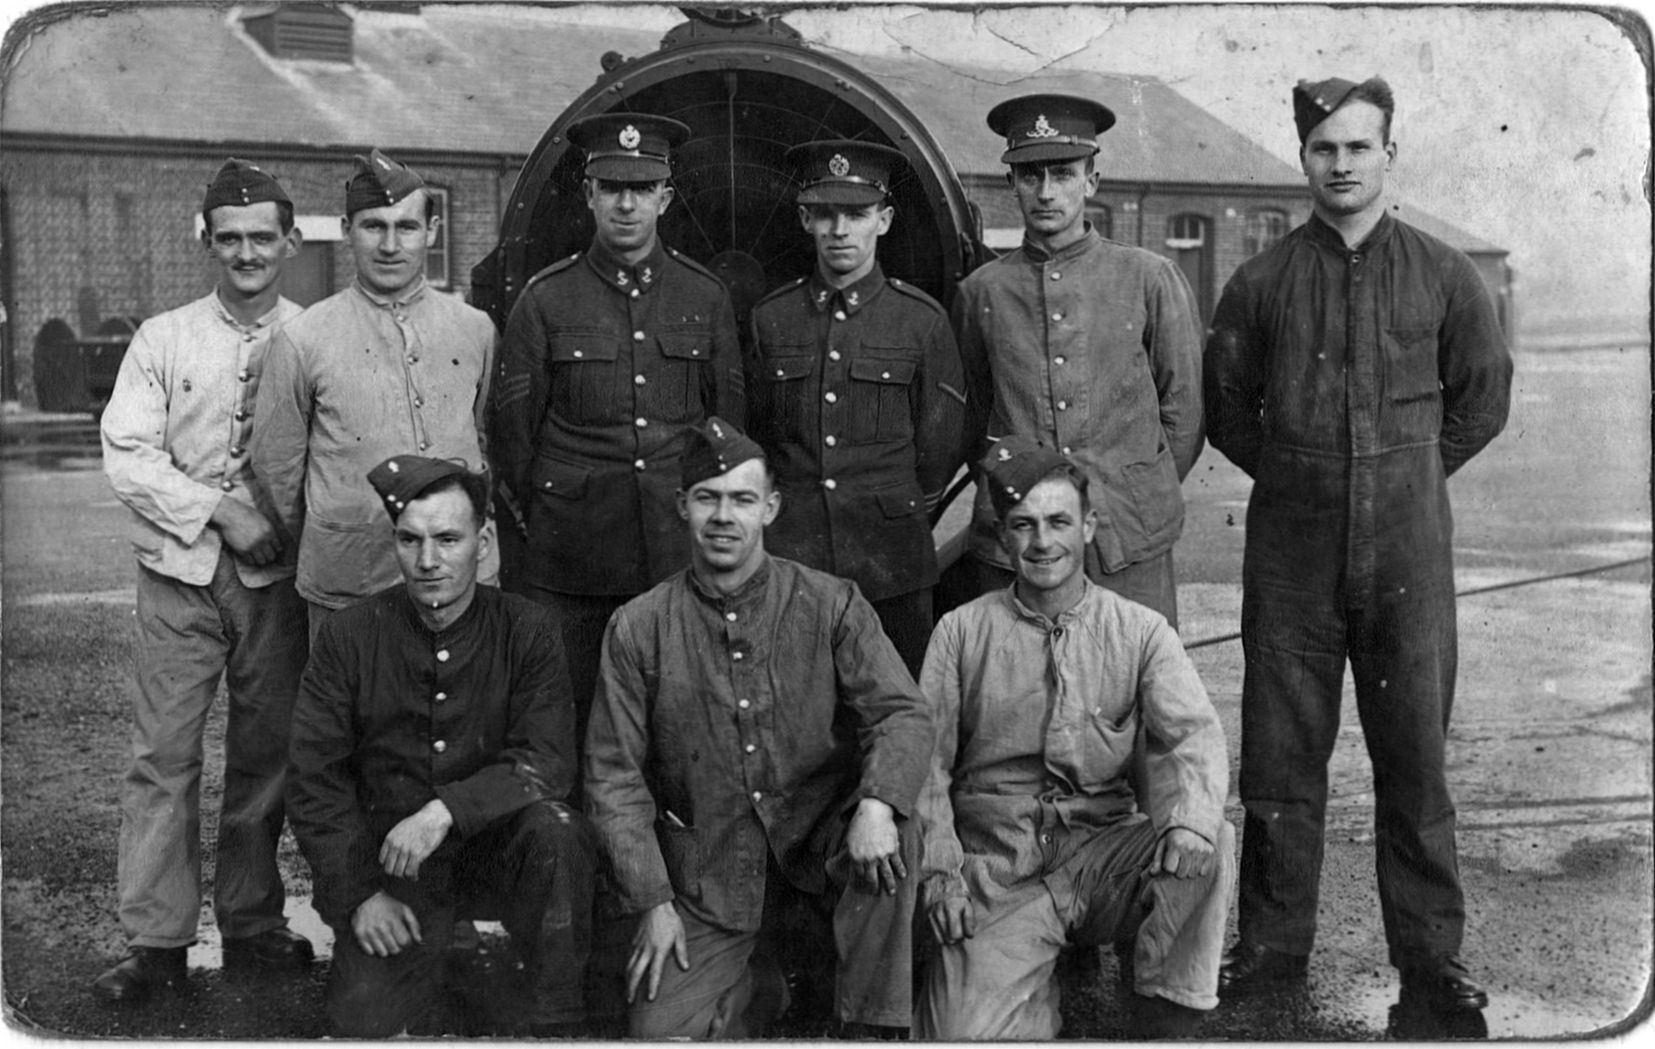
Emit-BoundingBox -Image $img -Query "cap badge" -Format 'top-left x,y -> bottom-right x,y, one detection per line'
828,153 -> 851,177
387,460 -> 401,473
996,446 -> 1012,462
711,420 -> 726,439
1030,114 -> 1060,139
619,125 -> 642,150
376,155 -> 393,170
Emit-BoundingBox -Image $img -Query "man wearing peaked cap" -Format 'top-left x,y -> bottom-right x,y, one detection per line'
288,455 -> 600,1036
943,92 -> 1204,629
252,145 -> 499,634
1205,75 -> 1509,1011
744,138 -> 967,677
585,415 -> 933,1038
491,108 -> 741,759
94,158 -> 313,1002
915,436 -> 1231,1038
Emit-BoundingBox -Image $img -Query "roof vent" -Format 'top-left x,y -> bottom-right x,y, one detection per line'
243,3 -> 354,63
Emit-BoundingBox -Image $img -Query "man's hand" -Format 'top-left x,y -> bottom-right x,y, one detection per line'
1151,827 -> 1216,879
379,799 -> 454,880
928,895 -> 975,946
627,901 -> 689,1004
845,797 -> 905,895
351,890 -> 422,957
210,498 -> 282,566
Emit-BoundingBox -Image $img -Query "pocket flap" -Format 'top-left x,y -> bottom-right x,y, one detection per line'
528,455 -> 592,499
549,332 -> 619,364
875,482 -> 925,519
658,332 -> 712,361
850,357 -> 916,384
762,354 -> 816,381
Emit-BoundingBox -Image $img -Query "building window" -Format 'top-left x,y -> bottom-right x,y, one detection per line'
1085,202 -> 1112,240
1165,213 -> 1207,249
1244,208 -> 1289,257
424,185 -> 451,289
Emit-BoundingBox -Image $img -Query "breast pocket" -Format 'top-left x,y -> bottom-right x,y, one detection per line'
647,331 -> 713,423
1085,703 -> 1140,785
1382,325 -> 1443,438
548,332 -> 620,426
758,351 -> 818,437
847,355 -> 916,444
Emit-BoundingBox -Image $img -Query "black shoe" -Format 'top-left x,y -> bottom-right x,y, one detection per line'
91,946 -> 187,1003
1132,994 -> 1205,1039
1217,941 -> 1309,996
1401,955 -> 1488,1011
222,927 -> 315,972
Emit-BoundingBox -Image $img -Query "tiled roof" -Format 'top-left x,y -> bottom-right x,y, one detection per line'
1,4 -> 1501,253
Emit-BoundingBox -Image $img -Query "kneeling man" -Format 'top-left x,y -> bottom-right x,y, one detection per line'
585,418 -> 932,1038
916,437 -> 1234,1039
287,457 -> 597,1036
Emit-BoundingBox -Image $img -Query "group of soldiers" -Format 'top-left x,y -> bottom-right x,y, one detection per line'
92,74 -> 1511,1039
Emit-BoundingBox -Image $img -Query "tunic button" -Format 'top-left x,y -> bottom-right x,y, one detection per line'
229,446 -> 244,457
414,397 -> 424,408
1051,312 -> 1062,322
823,479 -> 837,490
775,369 -> 786,378
824,435 -> 837,447
633,331 -> 646,342
744,743 -> 756,754
732,651 -> 744,661
1054,356 -> 1066,366
630,288 -> 640,298
407,355 -> 418,365
634,459 -> 646,471
433,740 -> 447,753
1056,400 -> 1068,411
234,410 -> 249,421
1061,446 -> 1072,455
738,699 -> 750,710
243,332 -> 255,342
833,310 -> 846,321
436,649 -> 450,662
573,350 -> 584,358
828,350 -> 841,362
418,441 -> 429,451
220,480 -> 234,491
435,692 -> 447,702
1050,271 -> 1062,281
237,370 -> 251,382
634,374 -> 646,385
752,791 -> 763,802
1041,833 -> 1051,844
881,371 -> 891,379
635,417 -> 648,428
824,391 -> 837,404
725,612 -> 737,622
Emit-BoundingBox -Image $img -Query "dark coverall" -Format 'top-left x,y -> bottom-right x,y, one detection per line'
1203,211 -> 1512,969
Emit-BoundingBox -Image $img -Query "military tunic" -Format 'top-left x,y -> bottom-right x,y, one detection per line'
747,264 -> 967,604
492,237 -> 743,597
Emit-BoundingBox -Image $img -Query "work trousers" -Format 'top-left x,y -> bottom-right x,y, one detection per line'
919,816 -> 1234,1039
630,817 -> 922,1038
944,548 -> 1179,630
325,800 -> 599,1036
1237,507 -> 1466,969
118,554 -> 308,947
870,587 -> 934,680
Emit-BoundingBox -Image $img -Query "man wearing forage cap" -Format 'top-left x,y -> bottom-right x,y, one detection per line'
287,455 -> 598,1036
95,159 -> 314,1002
584,417 -> 932,1038
944,93 -> 1204,629
1205,76 -> 1509,1010
745,138 -> 967,677
915,436 -> 1231,1039
492,112 -> 742,753
253,147 -> 498,635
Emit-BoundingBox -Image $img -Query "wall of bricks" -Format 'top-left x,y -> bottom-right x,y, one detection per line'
2,145 -> 518,406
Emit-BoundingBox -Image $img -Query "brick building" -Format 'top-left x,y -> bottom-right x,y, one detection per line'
0,3 -> 1510,407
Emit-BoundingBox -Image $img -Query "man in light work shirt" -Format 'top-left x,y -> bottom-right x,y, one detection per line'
916,437 -> 1232,1039
746,139 -> 967,675
1204,76 -> 1511,1011
95,159 -> 315,1002
585,418 -> 931,1038
949,94 -> 1203,626
252,148 -> 496,633
492,112 -> 742,741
